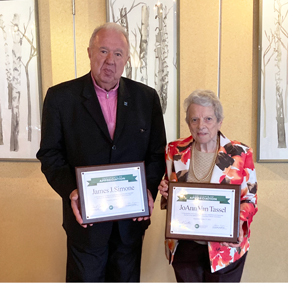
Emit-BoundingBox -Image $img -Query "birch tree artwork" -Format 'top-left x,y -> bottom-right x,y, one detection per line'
154,2 -> 169,114
258,0 -> 288,161
107,0 -> 178,143
10,13 -> 22,152
0,0 -> 41,160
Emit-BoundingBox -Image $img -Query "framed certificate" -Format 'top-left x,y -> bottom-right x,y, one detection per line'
75,162 -> 149,224
166,182 -> 241,243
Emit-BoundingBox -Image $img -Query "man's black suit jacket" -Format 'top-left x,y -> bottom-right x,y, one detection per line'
37,73 -> 166,246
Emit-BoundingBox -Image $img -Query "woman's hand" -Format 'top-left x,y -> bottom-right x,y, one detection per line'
158,179 -> 169,199
220,220 -> 244,248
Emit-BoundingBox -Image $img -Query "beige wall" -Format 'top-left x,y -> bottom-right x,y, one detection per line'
0,0 -> 288,282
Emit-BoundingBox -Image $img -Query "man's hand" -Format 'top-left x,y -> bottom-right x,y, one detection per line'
69,189 -> 93,228
133,189 -> 154,222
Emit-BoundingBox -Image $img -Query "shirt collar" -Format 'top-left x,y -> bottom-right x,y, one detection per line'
91,73 -> 119,94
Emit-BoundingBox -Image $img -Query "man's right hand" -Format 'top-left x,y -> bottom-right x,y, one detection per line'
69,189 -> 92,228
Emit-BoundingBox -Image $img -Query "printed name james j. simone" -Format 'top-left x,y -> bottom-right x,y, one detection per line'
92,186 -> 135,194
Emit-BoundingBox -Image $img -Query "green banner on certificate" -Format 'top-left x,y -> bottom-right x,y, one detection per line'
177,194 -> 230,204
87,174 -> 137,186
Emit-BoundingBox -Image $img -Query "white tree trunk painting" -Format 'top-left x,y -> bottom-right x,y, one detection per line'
139,5 -> 149,85
0,0 -> 41,160
107,0 -> 178,143
10,13 -> 22,152
274,0 -> 288,148
154,3 -> 169,114
258,0 -> 288,161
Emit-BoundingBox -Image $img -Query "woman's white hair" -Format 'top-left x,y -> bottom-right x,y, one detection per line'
184,89 -> 224,123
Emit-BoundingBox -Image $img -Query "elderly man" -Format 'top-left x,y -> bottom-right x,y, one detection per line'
37,23 -> 166,282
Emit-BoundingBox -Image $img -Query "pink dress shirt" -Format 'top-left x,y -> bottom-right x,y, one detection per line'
91,75 -> 119,139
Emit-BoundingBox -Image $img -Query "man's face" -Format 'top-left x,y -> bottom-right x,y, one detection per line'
88,29 -> 129,91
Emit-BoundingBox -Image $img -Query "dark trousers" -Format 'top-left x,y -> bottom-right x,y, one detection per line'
66,222 -> 143,282
172,240 -> 247,282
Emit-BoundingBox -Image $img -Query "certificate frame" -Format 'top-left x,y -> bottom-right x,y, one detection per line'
166,182 -> 241,243
76,161 -> 149,224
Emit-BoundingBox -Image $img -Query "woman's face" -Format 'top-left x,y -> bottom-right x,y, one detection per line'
187,103 -> 222,149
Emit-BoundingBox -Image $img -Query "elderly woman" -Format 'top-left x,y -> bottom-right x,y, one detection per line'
159,89 -> 258,282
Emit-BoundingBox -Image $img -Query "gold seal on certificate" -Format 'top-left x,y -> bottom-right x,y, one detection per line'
166,182 -> 241,243
75,162 -> 149,224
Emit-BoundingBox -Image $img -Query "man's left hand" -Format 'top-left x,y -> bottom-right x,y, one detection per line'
133,189 -> 154,221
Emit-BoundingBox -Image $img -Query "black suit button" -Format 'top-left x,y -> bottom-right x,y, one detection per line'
112,145 -> 116,150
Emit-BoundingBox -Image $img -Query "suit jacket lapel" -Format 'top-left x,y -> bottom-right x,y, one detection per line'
81,73 -> 112,141
113,78 -> 130,142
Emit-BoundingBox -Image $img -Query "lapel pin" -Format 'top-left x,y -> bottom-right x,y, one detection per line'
124,102 -> 128,106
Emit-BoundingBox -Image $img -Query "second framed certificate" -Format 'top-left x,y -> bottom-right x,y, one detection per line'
76,162 -> 149,224
166,182 -> 241,243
